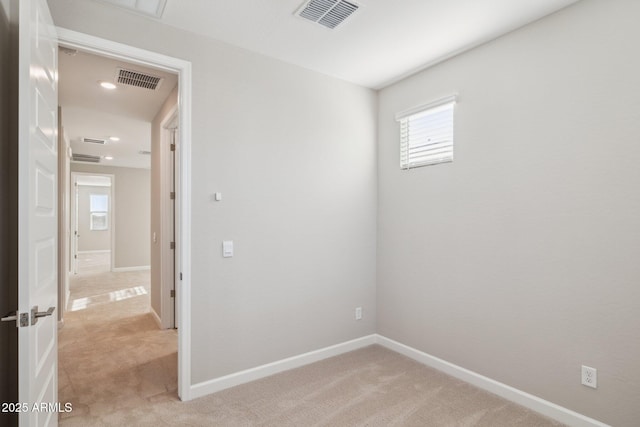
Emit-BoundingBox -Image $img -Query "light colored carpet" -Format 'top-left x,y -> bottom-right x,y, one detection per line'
76,251 -> 111,276
60,256 -> 564,426
59,254 -> 178,425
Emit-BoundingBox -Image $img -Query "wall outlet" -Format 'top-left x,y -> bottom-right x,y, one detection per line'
581,365 -> 597,389
355,307 -> 362,320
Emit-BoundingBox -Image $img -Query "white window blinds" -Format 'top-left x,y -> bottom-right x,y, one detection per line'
90,194 -> 108,212
396,95 -> 456,170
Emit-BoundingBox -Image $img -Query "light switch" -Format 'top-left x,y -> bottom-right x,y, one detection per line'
222,240 -> 233,257
214,192 -> 222,201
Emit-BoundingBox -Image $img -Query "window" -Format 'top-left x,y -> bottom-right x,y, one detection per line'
396,95 -> 456,169
89,194 -> 109,231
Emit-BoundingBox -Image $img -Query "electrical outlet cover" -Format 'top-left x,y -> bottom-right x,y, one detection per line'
581,365 -> 597,389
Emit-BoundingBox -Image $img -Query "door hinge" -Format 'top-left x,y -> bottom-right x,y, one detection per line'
170,290 -> 175,298
170,242 -> 175,249
170,192 -> 175,200
180,272 -> 183,280
170,143 -> 176,151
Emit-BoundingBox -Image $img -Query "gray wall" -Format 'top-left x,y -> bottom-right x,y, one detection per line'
150,86 -> 178,321
49,0 -> 377,384
0,0 -> 17,425
377,1 -> 640,426
77,185 -> 111,252
71,164 -> 150,269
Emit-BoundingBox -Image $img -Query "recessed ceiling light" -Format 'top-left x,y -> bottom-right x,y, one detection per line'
99,81 -> 116,90
104,156 -> 114,160
109,136 -> 120,141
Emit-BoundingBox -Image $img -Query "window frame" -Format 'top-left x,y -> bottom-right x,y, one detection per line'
89,193 -> 109,231
396,95 -> 457,170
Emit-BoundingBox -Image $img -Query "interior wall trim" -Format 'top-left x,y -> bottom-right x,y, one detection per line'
190,333 -> 610,427
189,335 -> 377,400
150,307 -> 163,329
111,265 -> 150,272
376,335 -> 610,427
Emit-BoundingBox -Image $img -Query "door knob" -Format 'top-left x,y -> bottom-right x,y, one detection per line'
2,311 -> 30,327
1,312 -> 17,322
31,306 -> 55,325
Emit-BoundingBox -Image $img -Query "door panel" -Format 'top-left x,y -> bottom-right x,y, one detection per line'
18,0 -> 58,425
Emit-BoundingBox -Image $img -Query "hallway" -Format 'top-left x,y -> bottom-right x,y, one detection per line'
59,254 -> 177,425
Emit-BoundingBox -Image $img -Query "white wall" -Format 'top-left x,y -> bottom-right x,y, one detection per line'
48,0 -> 377,385
76,184 -> 111,252
71,164 -> 150,269
377,1 -> 640,426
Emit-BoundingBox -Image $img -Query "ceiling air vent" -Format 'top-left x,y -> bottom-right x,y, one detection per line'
72,153 -> 101,163
138,150 -> 152,155
297,0 -> 359,29
115,67 -> 164,90
82,137 -> 107,145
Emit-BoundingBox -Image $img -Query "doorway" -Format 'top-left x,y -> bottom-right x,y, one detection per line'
55,27 -> 192,402
58,48 -> 177,419
70,173 -> 114,277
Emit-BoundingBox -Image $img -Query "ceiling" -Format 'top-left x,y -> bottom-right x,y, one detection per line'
107,0 -> 581,89
59,48 -> 178,168
61,0 -> 579,167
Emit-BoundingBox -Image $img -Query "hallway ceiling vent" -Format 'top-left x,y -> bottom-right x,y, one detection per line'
115,67 -> 164,90
72,153 -> 101,163
82,137 -> 107,145
296,0 -> 360,29
138,150 -> 152,155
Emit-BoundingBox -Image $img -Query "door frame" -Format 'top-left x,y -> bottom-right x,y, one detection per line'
56,28 -> 193,401
70,171 -> 115,275
160,107 -> 178,330
57,113 -> 70,326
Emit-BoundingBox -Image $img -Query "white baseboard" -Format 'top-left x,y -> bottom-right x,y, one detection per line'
112,265 -> 150,272
189,334 -> 377,400
150,308 -> 163,329
186,333 -> 608,427
375,335 -> 610,427
77,250 -> 111,254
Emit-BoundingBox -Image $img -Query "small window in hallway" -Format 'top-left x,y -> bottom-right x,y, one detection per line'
89,194 -> 109,230
396,95 -> 456,169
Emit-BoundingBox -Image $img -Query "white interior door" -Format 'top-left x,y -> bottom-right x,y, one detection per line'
170,126 -> 177,328
17,0 -> 59,425
161,113 -> 178,329
71,176 -> 78,275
